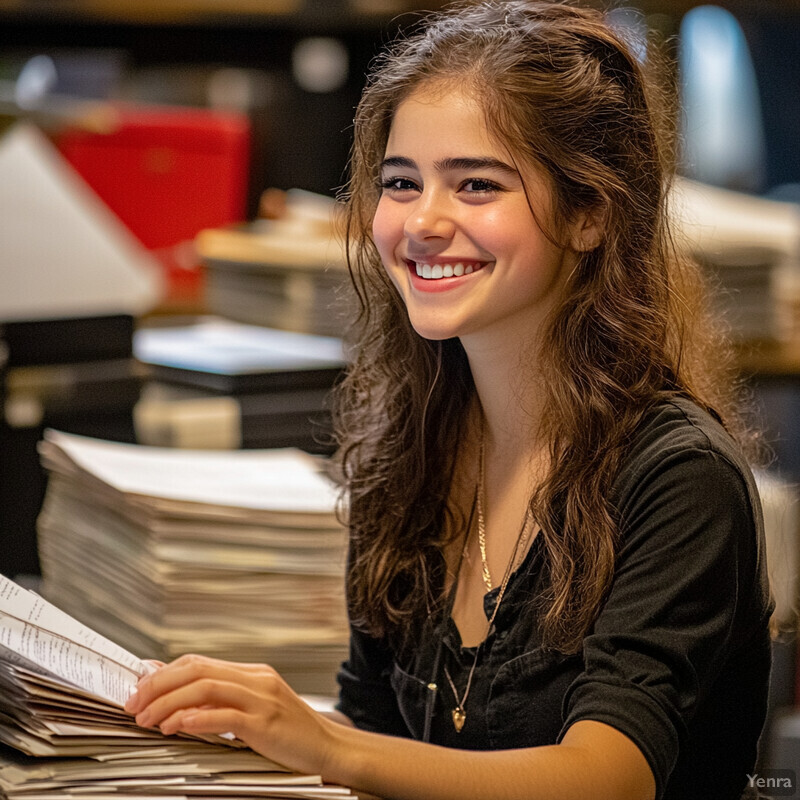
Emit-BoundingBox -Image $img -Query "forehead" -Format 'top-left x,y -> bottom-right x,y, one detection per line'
385,85 -> 509,161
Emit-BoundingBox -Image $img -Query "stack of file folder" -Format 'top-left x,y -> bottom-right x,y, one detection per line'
35,430 -> 349,695
0,573 -> 356,799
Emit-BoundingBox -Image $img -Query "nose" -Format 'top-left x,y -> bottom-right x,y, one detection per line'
403,188 -> 456,243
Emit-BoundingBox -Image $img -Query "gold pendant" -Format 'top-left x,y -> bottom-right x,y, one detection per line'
452,707 -> 466,732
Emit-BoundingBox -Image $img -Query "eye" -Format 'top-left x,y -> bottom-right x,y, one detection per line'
461,178 -> 503,194
380,176 -> 420,192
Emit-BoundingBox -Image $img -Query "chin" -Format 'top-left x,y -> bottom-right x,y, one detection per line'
402,300 -> 475,342
408,320 -> 464,342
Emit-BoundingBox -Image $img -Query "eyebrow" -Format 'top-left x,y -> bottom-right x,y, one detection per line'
380,155 -> 519,177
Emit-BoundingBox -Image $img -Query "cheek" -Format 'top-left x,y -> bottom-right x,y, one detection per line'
371,199 -> 402,264
462,206 -> 511,252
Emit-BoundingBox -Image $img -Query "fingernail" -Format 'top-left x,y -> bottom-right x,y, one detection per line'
136,712 -> 151,728
125,691 -> 140,713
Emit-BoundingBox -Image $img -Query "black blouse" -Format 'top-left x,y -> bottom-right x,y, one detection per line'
336,397 -> 773,800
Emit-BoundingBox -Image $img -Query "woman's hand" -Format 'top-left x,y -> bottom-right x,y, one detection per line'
124,654 -> 340,778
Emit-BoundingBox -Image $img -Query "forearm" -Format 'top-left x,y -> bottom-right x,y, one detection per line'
322,708 -> 356,727
322,720 -> 655,800
125,657 -> 653,799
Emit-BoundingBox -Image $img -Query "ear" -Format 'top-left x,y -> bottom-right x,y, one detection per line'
569,204 -> 605,252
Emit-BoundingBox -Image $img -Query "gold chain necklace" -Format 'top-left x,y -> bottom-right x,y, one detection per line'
476,434 -> 493,592
444,428 -> 533,733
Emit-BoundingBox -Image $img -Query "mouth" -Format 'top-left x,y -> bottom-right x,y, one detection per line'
406,260 -> 487,281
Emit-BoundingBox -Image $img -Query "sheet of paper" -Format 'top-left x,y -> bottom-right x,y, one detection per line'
0,575 -> 145,673
671,175 -> 800,259
42,430 -> 341,515
0,122 -> 163,322
133,317 -> 345,375
0,620 -> 138,708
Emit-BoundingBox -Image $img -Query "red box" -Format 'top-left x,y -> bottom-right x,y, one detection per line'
56,104 -> 251,307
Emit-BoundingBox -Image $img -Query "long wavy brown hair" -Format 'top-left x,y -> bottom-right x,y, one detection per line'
335,0 -> 749,654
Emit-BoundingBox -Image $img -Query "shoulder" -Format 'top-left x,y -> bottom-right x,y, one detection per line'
613,395 -> 760,522
622,395 -> 746,472
610,395 -> 769,608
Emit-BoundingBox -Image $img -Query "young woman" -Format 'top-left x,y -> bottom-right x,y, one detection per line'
126,3 -> 773,799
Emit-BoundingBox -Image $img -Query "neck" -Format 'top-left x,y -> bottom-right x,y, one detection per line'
462,327 -> 545,460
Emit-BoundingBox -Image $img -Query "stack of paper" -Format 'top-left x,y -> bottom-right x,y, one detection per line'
671,177 -> 800,342
0,748 -> 356,800
756,470 -> 799,629
197,190 -> 353,339
0,573 -> 355,799
132,318 -> 346,452
36,430 -> 349,694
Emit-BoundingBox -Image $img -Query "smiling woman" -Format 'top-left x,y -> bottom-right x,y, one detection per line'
372,86 -> 584,344
126,3 -> 773,800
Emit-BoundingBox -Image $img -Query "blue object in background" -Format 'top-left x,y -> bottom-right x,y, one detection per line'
679,5 -> 766,193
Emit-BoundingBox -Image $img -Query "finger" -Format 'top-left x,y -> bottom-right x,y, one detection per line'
157,706 -> 203,736
157,703 -> 219,735
171,653 -> 273,673
126,656 -> 274,714
134,679 -> 260,729
159,707 -> 249,739
134,678 -> 240,728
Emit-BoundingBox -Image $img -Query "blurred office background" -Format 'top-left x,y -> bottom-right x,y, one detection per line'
0,0 -> 799,785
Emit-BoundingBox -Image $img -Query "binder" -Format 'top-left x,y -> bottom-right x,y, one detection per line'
3,314 -> 133,366
133,318 -> 345,453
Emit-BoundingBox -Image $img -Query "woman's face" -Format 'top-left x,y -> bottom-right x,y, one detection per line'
371,85 -> 582,346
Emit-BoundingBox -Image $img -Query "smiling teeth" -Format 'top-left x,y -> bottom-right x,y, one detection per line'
415,262 -> 475,280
